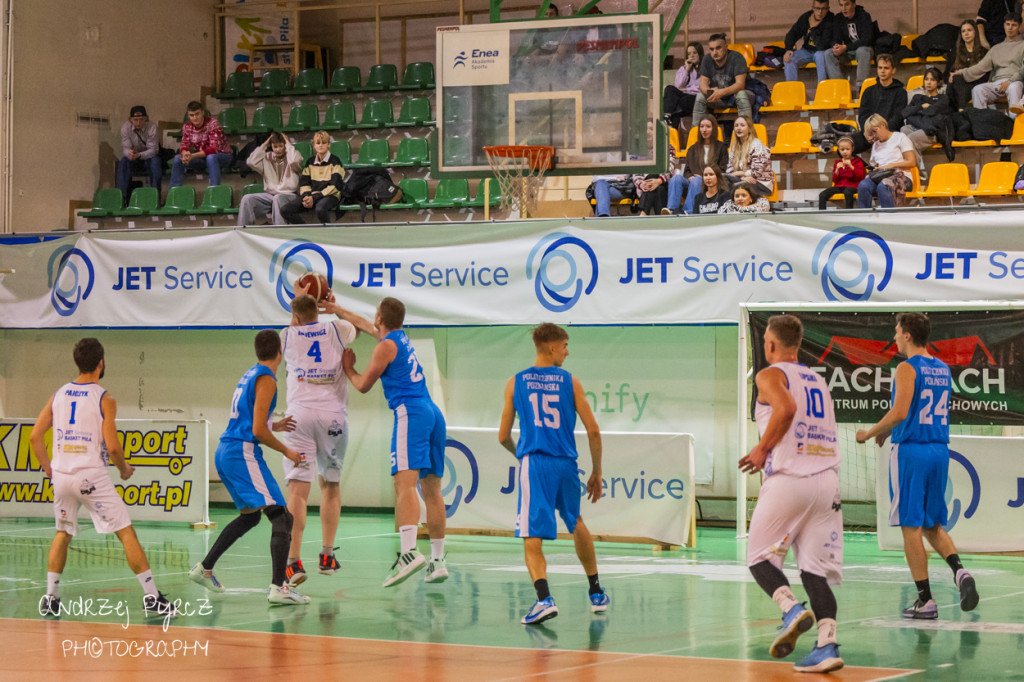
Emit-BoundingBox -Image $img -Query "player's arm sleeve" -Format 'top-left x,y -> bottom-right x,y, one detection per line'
498,377 -> 518,455
573,377 -> 602,472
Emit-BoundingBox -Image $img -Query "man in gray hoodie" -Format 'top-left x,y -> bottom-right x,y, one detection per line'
955,13 -> 1024,112
238,132 -> 304,226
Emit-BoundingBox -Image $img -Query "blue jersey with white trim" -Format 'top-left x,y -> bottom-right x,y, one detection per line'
380,330 -> 431,410
892,355 -> 951,444
220,364 -> 276,444
512,366 -> 578,460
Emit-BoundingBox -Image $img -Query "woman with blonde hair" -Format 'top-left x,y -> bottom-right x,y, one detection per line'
857,113 -> 916,208
726,116 -> 773,195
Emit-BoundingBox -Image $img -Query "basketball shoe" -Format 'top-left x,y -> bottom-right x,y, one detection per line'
188,562 -> 225,593
319,551 -> 341,576
143,592 -> 179,617
793,643 -> 844,673
770,602 -> 815,658
956,569 -> 979,611
268,583 -> 310,605
902,598 -> 938,619
589,589 -> 610,613
383,550 -> 426,587
522,597 -> 558,625
424,557 -> 449,583
285,559 -> 307,587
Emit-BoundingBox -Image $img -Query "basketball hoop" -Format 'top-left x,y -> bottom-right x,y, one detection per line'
483,145 -> 554,219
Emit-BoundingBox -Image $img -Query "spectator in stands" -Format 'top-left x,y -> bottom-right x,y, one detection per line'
824,0 -> 875,89
901,68 -> 954,171
718,182 -> 771,213
818,136 -> 866,209
725,116 -> 774,195
636,173 -> 670,216
692,165 -> 732,214
692,33 -> 752,124
668,114 -> 729,215
857,114 -> 916,208
858,54 -> 908,133
956,14 -> 1024,114
116,105 -> 162,204
946,20 -> 990,111
237,132 -> 303,226
664,42 -> 704,130
590,175 -> 638,217
782,0 -> 835,83
170,101 -> 233,189
280,131 -> 345,224
976,0 -> 1022,45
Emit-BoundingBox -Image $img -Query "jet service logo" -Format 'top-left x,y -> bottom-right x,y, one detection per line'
268,240 -> 334,311
48,246 -> 95,317
526,232 -> 598,313
811,226 -> 893,301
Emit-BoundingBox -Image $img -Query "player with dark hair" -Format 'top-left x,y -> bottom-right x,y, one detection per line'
189,330 -> 310,605
740,314 -> 844,673
342,297 -> 449,586
279,287 -> 375,586
857,312 -> 979,619
498,323 -> 608,625
30,338 -> 177,618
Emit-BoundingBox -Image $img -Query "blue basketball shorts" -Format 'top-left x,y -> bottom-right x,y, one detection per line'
888,442 -> 949,528
215,439 -> 286,510
515,453 -> 581,540
390,399 -> 446,478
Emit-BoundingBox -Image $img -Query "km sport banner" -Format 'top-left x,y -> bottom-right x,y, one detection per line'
749,310 -> 1024,424
7,212 -> 1024,328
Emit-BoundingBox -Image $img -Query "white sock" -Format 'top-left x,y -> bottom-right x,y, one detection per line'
47,571 -> 61,596
399,525 -> 418,554
136,569 -> 158,598
771,585 -> 799,614
430,538 -> 445,561
817,618 -> 837,647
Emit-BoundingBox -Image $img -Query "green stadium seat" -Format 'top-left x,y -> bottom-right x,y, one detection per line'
246,105 -> 284,134
194,185 -> 234,214
329,140 -> 352,165
348,138 -> 391,168
256,70 -> 290,97
398,62 -> 435,89
327,66 -> 362,93
362,64 -> 399,91
323,101 -> 357,130
464,178 -> 501,207
385,178 -> 428,208
151,186 -> 196,215
78,188 -> 123,218
391,137 -> 429,167
293,141 -> 313,163
217,71 -> 255,99
282,103 -> 320,132
119,187 -> 160,216
426,178 -> 470,208
395,97 -> 434,126
354,99 -> 394,128
287,68 -> 325,95
227,183 -> 264,215
218,107 -> 247,135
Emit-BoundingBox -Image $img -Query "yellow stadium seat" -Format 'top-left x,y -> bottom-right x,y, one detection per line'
905,166 -> 924,200
806,79 -> 852,110
849,77 -> 876,108
771,121 -> 818,154
729,43 -> 755,67
754,123 -> 768,147
920,163 -> 970,198
972,162 -> 1018,196
685,125 -> 724,152
900,35 -> 923,63
670,127 -> 682,157
1000,115 -> 1024,145
906,75 -> 924,91
765,171 -> 778,203
830,119 -> 859,130
760,81 -> 807,112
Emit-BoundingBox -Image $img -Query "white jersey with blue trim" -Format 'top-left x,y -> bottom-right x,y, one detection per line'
281,319 -> 357,410
755,362 -> 840,478
50,382 -> 109,474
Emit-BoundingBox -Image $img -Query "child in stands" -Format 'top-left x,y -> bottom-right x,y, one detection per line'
818,136 -> 866,210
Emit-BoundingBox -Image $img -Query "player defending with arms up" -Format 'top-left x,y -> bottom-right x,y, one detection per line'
279,289 -> 375,586
498,323 -> 608,626
30,338 -> 177,618
856,312 -> 978,619
188,330 -> 310,605
342,297 -> 448,587
740,315 -> 843,673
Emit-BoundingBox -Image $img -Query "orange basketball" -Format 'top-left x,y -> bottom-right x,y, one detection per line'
295,272 -> 330,302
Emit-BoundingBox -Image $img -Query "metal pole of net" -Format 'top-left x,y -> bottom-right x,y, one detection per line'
483,145 -> 554,219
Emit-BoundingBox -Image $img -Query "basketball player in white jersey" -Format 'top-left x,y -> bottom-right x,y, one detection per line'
279,289 -> 375,585
29,338 -> 177,618
739,315 -> 844,674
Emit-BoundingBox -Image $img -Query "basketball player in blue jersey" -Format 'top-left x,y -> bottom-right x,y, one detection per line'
30,338 -> 177,618
342,297 -> 449,587
857,312 -> 978,620
498,323 -> 608,626
188,330 -> 311,605
740,315 -> 844,673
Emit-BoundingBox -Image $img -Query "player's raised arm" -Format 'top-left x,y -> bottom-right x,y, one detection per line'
739,367 -> 795,474
252,374 -> 301,463
498,377 -> 518,455
856,362 -> 916,446
322,296 -> 379,339
29,395 -> 55,479
100,394 -> 132,480
342,338 -> 396,393
573,376 -> 602,503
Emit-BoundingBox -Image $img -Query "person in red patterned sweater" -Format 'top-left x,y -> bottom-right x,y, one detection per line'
817,136 -> 866,209
170,100 -> 234,189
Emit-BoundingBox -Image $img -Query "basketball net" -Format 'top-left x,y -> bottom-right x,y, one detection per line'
483,145 -> 553,219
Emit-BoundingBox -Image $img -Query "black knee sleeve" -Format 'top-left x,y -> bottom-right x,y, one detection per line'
749,560 -> 790,597
800,571 -> 837,621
